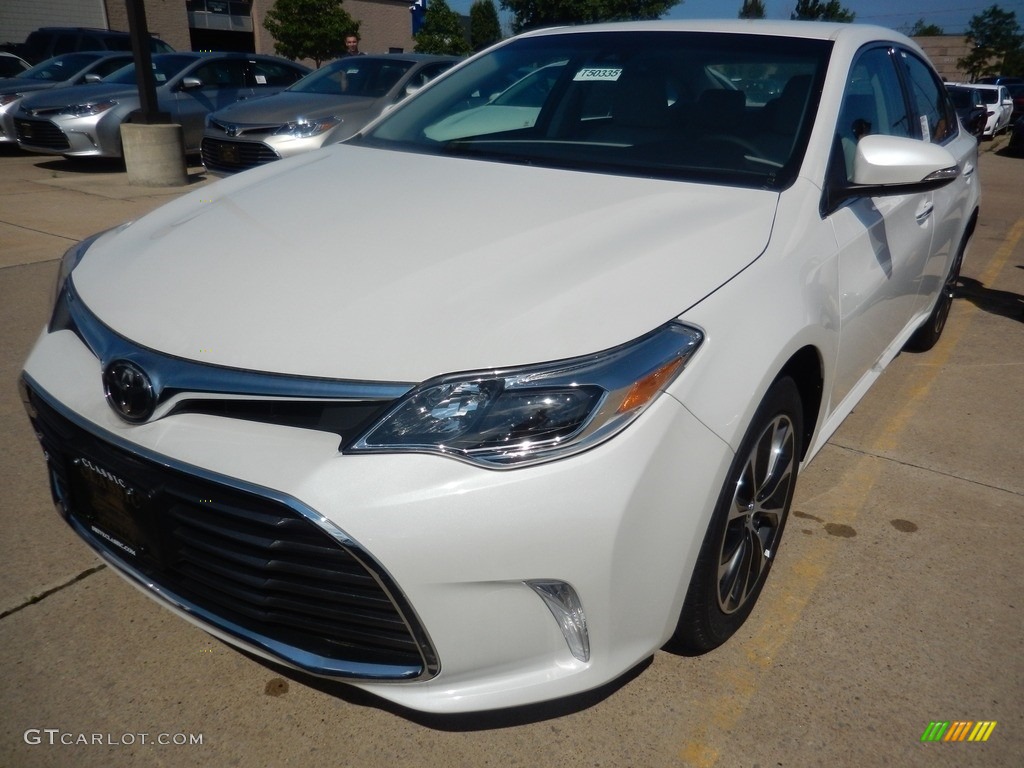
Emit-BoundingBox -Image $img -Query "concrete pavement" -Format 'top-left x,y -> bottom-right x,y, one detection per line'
1,140 -> 1021,768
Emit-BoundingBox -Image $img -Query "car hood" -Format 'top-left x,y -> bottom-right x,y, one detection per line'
20,82 -> 137,109
0,79 -> 59,95
211,91 -> 375,124
73,145 -> 779,382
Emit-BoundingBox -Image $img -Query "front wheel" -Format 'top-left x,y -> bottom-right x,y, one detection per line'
668,377 -> 803,655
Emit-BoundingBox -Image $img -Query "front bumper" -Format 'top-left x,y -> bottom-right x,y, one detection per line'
22,317 -> 730,713
15,112 -> 122,157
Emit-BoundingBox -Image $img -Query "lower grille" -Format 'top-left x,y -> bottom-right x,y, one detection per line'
202,137 -> 279,173
15,118 -> 70,150
23,381 -> 434,678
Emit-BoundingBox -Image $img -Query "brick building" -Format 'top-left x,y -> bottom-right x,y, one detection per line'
1,0 -> 418,62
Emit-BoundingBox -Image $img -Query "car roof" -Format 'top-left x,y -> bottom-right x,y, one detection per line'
518,19 -> 912,43
151,51 -> 296,61
514,20 -> 924,63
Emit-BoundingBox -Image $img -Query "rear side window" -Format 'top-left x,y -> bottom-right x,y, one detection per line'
898,50 -> 956,144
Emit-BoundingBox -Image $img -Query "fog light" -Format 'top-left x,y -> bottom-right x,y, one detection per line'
528,580 -> 590,662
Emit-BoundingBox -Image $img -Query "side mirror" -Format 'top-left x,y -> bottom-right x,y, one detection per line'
180,76 -> 203,90
850,134 -> 959,187
84,73 -> 102,84
823,134 -> 959,213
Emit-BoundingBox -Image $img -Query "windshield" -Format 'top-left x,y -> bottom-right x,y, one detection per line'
289,58 -> 415,97
21,53 -> 101,81
353,31 -> 830,189
104,54 -> 197,86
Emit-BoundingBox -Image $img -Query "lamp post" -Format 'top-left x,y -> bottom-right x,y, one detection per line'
121,0 -> 187,186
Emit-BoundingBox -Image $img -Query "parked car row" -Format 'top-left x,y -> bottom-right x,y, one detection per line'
8,52 -> 309,158
2,50 -> 457,170
946,81 -> 1015,138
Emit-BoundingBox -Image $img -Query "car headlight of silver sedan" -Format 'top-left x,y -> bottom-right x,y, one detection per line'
276,116 -> 341,138
59,99 -> 117,117
350,322 -> 703,468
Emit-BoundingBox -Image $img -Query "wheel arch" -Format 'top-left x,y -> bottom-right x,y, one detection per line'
775,345 -> 824,461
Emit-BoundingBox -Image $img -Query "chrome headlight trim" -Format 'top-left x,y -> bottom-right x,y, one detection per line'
349,322 -> 703,469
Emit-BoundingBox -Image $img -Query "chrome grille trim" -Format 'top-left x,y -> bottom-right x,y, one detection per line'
53,279 -> 413,420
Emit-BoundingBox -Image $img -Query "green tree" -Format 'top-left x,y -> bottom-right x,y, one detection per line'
958,4 -> 1024,80
263,0 -> 358,67
501,0 -> 682,35
415,0 -> 472,56
906,19 -> 944,36
739,0 -> 766,19
790,0 -> 854,22
470,0 -> 503,51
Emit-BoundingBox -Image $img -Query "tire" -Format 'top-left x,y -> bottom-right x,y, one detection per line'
906,235 -> 966,352
669,376 -> 803,655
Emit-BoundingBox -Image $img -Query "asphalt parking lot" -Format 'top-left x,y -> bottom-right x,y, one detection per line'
1,139 -> 1021,768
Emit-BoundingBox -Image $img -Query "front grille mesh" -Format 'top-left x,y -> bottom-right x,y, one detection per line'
25,385 -> 428,675
201,137 -> 279,173
15,118 -> 70,150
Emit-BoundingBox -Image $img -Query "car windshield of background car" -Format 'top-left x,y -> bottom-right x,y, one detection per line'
19,52 -> 100,81
103,54 -> 197,86
354,31 -> 830,190
289,58 -> 414,97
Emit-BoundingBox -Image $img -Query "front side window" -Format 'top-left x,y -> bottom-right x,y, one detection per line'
250,59 -> 305,87
899,50 -> 956,144
834,46 -> 911,181
353,32 -> 831,190
192,59 -> 247,88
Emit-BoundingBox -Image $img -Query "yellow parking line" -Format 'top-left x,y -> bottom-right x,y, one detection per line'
677,217 -> 1023,766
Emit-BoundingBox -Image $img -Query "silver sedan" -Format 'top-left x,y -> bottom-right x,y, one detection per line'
201,54 -> 457,174
0,52 -> 134,144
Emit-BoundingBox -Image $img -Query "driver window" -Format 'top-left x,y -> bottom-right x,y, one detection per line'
837,47 -> 910,181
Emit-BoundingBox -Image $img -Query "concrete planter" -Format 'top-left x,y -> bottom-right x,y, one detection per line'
120,123 -> 187,187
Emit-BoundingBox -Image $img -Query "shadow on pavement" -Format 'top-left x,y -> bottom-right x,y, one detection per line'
957,275 -> 1024,321
242,645 -> 654,731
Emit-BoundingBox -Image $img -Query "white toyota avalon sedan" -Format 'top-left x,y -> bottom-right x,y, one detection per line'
20,20 -> 979,714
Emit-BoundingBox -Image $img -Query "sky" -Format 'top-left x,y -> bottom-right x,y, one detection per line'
447,0 -> 1024,36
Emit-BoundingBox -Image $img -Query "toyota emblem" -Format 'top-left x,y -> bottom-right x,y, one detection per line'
103,360 -> 156,423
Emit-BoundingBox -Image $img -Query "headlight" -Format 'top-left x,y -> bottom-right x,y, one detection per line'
276,116 -> 341,138
60,99 -> 117,117
349,322 -> 703,468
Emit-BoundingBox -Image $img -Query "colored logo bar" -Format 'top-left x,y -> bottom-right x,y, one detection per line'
921,721 -> 997,742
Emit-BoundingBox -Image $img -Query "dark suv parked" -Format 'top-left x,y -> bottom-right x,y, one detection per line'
15,27 -> 173,65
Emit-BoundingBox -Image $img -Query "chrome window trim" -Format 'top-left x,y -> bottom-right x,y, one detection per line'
23,374 -> 441,682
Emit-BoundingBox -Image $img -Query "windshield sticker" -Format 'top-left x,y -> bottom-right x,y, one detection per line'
255,74 -> 267,84
920,115 -> 930,142
574,67 -> 622,82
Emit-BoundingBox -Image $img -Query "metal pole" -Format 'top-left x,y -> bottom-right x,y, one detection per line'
125,0 -> 165,124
